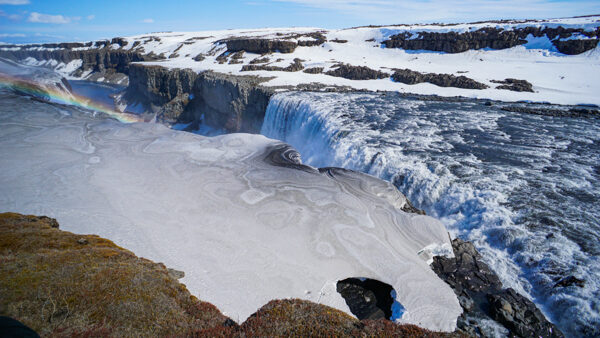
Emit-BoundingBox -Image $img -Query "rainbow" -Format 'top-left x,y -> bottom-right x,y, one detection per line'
0,73 -> 143,123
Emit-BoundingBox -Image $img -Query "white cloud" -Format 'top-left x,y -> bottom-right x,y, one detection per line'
0,0 -> 30,4
87,14 -> 95,20
273,0 -> 600,24
27,12 -> 71,24
0,33 -> 25,37
141,18 -> 154,23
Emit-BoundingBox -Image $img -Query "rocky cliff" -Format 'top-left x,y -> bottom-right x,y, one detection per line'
0,46 -> 159,85
124,64 -> 273,132
383,26 -> 600,55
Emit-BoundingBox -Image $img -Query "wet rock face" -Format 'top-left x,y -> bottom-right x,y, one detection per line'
325,64 -> 390,80
432,239 -> 563,337
225,38 -> 298,54
336,278 -> 394,320
392,69 -> 488,90
488,289 -> 562,338
383,26 -> 600,55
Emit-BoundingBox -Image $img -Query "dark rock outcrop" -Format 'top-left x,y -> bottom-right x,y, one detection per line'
392,69 -> 488,89
383,26 -> 600,55
225,38 -> 298,54
293,32 -> 327,47
553,275 -> 585,288
241,58 -> 304,72
432,238 -> 563,337
303,67 -> 323,74
124,64 -> 273,132
0,49 -> 151,74
553,39 -> 599,55
501,105 -> 600,118
491,78 -> 534,92
325,64 -> 390,80
336,278 -> 395,320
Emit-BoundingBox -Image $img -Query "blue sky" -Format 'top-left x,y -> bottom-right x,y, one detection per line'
1,0 -> 599,44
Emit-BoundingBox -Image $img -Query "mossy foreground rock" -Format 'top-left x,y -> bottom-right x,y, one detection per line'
0,212 -> 228,336
0,213 -> 463,337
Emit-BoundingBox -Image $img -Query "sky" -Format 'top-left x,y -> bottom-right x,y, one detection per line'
1,0 -> 599,44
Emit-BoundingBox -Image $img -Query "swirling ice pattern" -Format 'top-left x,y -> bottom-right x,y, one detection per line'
0,91 -> 461,332
261,91 -> 600,336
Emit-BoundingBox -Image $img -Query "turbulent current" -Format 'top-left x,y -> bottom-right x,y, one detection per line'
262,92 -> 600,336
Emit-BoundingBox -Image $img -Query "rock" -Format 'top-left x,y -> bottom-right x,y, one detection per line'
294,32 -> 327,47
382,26 -> 599,55
325,64 -> 389,80
553,276 -> 585,288
553,39 -> 599,55
225,38 -> 297,54
34,216 -> 59,228
193,53 -> 205,62
77,238 -> 89,245
492,78 -> 534,92
0,316 -> 39,338
124,64 -> 273,132
168,268 -> 185,279
330,39 -> 348,43
392,68 -> 488,90
241,58 -> 304,72
336,278 -> 394,320
488,289 -> 562,338
484,101 -> 493,106
303,67 -> 323,74
0,48 -> 158,85
501,105 -> 600,118
249,57 -> 270,64
432,239 -> 563,337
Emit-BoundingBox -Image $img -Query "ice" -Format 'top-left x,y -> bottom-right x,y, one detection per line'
0,93 -> 462,332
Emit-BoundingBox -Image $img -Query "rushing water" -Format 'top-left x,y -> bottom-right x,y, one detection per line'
261,92 -> 600,336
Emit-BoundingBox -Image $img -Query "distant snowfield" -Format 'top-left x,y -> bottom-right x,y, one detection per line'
20,15 -> 600,106
0,93 -> 462,331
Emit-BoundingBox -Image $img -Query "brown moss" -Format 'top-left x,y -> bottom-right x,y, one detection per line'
0,213 -> 228,337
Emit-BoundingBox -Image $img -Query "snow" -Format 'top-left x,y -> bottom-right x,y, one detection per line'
0,94 -> 462,331
4,16 -> 598,106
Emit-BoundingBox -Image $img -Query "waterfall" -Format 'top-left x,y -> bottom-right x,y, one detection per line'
260,91 -> 600,336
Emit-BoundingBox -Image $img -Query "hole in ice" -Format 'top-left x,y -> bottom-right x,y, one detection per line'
336,277 -> 405,321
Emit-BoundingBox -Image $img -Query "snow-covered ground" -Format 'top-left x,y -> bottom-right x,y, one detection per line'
12,15 -> 600,106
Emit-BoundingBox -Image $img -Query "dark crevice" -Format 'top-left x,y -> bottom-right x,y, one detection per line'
336,278 -> 396,320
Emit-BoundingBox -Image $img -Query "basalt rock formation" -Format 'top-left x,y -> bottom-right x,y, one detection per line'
432,238 -> 563,337
392,68 -> 489,89
124,64 -> 273,132
383,26 -> 600,55
491,78 -> 534,92
325,63 -> 390,80
225,38 -> 298,54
